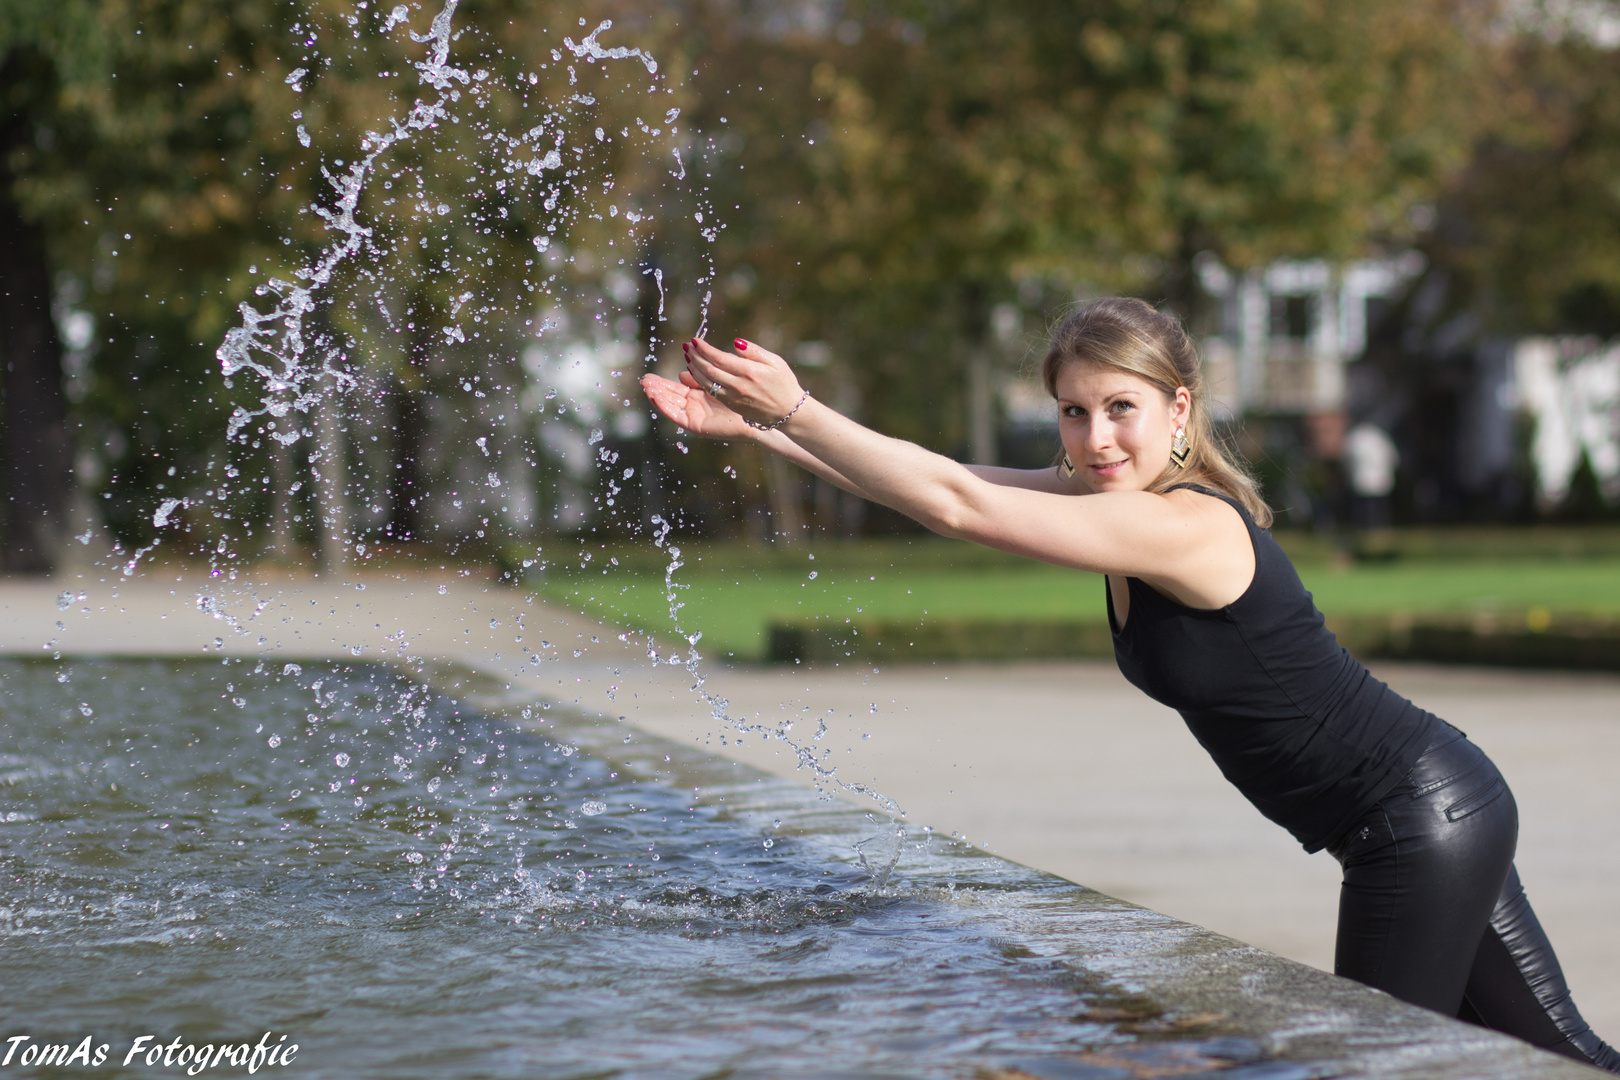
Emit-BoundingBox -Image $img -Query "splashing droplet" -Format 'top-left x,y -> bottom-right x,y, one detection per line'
580,800 -> 607,817
335,753 -> 351,768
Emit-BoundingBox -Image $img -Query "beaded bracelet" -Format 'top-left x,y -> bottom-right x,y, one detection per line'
745,390 -> 811,432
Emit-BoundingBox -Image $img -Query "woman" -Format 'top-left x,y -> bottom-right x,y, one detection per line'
640,296 -> 1619,1070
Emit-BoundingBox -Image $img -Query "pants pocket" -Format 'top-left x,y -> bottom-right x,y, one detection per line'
1445,775 -> 1506,822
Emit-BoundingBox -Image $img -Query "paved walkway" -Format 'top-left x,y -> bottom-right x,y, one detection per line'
6,562 -> 1619,1038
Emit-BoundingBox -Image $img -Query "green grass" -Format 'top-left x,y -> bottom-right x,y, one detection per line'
533,548 -> 1620,661
1297,560 -> 1620,617
535,564 -> 1104,659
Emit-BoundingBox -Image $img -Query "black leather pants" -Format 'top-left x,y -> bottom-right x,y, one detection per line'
1328,725 -> 1620,1072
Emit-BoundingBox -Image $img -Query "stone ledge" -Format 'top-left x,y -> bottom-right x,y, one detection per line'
432,658 -> 1605,1080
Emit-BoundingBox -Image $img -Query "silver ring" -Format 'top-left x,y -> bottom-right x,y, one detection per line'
709,382 -> 724,397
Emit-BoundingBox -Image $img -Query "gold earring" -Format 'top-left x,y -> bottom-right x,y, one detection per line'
1058,452 -> 1076,479
1170,427 -> 1190,469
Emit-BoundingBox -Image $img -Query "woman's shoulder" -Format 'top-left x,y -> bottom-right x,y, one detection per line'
1134,485 -> 1257,609
1160,483 -> 1258,537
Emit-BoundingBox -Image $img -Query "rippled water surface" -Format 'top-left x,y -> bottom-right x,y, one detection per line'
0,657 -> 1167,1079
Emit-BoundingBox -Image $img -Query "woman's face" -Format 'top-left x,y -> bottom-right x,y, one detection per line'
1054,362 -> 1190,495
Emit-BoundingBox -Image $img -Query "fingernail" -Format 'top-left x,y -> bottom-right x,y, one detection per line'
734,338 -> 748,351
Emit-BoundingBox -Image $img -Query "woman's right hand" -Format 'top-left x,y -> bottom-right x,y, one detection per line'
639,369 -> 758,441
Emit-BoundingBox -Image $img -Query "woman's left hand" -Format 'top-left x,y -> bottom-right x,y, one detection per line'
681,337 -> 806,429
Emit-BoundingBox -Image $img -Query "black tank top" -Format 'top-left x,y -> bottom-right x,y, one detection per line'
1107,485 -> 1440,852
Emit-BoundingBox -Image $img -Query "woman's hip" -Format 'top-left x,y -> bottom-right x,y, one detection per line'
1328,725 -> 1518,871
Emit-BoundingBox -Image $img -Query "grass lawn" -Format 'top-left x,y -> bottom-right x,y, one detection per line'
532,548 -> 1620,660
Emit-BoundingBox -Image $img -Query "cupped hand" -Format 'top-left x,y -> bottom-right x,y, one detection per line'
638,369 -> 757,441
680,337 -> 805,429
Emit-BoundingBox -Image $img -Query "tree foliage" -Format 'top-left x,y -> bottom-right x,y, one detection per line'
0,0 -> 1523,547
1427,28 -> 1620,336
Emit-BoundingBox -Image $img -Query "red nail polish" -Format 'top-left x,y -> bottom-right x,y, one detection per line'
734,338 -> 748,351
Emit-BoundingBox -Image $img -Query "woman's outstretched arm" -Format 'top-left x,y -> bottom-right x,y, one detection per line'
640,368 -> 1085,501
657,337 -> 1252,605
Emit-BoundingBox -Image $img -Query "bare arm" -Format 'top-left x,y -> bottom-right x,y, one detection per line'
669,337 -> 1253,607
754,428 -> 875,500
964,464 -> 1080,494
640,368 -> 1084,502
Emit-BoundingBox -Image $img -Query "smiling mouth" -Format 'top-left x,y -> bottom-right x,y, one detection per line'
1089,460 -> 1127,474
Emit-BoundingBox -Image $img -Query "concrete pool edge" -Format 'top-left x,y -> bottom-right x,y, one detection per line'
401,655 -> 1605,1080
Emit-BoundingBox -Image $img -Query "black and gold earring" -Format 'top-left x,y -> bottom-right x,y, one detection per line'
1058,452 -> 1077,479
1170,426 -> 1191,469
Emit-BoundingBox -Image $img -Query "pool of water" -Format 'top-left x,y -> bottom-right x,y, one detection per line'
0,657 -> 1293,1079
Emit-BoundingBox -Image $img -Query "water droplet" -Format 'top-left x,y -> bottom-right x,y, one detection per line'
267,735 -> 282,747
808,570 -> 818,579
427,777 -> 442,792
335,753 -> 351,768
55,672 -> 68,684
438,584 -> 448,595
56,592 -> 73,611
283,663 -> 303,676
762,838 -> 774,849
580,800 -> 607,817
405,851 -> 425,864
78,704 -> 93,717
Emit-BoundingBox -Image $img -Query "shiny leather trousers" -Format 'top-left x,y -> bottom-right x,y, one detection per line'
1329,725 -> 1620,1072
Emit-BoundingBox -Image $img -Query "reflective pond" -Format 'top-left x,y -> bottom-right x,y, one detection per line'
0,656 -> 1283,1080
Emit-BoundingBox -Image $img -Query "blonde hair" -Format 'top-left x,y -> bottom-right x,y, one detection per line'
1040,296 -> 1272,528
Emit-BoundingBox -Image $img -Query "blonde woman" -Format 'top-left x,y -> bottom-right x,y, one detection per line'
641,296 -> 1619,1070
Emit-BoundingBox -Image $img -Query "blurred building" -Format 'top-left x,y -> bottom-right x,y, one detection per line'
1192,252 -> 1426,421
1191,253 -> 1425,526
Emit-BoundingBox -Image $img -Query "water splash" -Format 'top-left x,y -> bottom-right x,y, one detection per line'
215,0 -> 470,441
563,20 -> 658,74
643,514 -> 907,835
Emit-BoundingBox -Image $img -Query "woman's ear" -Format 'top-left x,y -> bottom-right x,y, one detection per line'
1172,386 -> 1192,427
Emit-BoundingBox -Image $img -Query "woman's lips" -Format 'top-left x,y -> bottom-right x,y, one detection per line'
1089,460 -> 1126,476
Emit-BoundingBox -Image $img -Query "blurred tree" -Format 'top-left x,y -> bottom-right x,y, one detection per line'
12,0 -> 694,557
1,0 -> 1497,552
687,0 -> 1484,467
1426,28 -> 1620,336
0,0 -> 103,572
